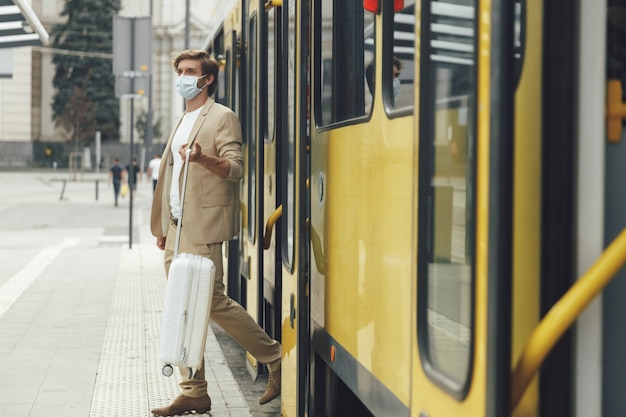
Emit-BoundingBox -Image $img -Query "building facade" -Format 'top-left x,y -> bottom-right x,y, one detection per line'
0,0 -> 234,168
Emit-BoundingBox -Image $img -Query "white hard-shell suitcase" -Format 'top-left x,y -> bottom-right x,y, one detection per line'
159,253 -> 215,377
158,148 -> 216,377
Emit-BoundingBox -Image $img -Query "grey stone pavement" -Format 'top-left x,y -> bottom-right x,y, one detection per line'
0,170 -> 280,417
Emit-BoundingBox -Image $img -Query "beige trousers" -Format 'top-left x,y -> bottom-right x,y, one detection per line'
164,222 -> 281,398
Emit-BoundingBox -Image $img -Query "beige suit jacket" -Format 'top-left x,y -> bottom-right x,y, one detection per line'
150,97 -> 243,246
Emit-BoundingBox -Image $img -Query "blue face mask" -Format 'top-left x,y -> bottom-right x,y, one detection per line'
176,74 -> 207,100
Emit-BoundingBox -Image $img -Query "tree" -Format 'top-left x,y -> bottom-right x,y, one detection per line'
50,0 -> 121,143
135,109 -> 163,143
55,86 -> 97,150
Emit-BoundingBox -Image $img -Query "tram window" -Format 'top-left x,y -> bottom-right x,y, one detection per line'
513,0 -> 525,86
213,31 -> 226,105
281,0 -> 297,271
224,48 -> 232,109
216,57 -> 226,105
417,0 -> 476,397
321,59 -> 332,123
363,9 -> 375,113
232,31 -> 240,116
387,0 -> 415,111
266,7 -> 276,142
248,15 -> 258,242
317,0 -> 375,126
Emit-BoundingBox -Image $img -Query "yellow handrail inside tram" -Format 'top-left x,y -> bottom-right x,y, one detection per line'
265,0 -> 282,12
263,205 -> 282,250
511,227 -> 626,411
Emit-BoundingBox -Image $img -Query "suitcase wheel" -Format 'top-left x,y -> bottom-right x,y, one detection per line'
162,364 -> 174,377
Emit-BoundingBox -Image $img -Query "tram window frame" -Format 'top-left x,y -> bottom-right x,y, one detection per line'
264,6 -> 277,143
247,12 -> 258,243
216,58 -> 227,105
513,0 -> 525,87
224,48 -> 232,109
213,30 -> 227,105
280,0 -> 298,273
232,31 -> 241,116
382,0 -> 415,117
416,0 -> 477,400
314,0 -> 375,129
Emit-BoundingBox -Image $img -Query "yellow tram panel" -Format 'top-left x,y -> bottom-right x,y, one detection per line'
322,114 -> 414,405
511,0 -> 543,415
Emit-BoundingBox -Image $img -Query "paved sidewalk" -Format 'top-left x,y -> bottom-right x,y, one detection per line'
0,171 -> 265,417
89,243 -> 251,417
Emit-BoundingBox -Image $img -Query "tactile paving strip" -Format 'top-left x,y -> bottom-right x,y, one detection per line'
89,244 -> 251,417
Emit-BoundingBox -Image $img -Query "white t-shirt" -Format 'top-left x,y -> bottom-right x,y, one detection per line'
148,157 -> 161,180
169,107 -> 202,220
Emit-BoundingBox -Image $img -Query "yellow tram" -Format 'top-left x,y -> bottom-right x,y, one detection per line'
204,0 -> 626,416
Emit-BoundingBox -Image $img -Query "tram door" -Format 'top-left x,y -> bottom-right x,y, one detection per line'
260,0 -> 282,353
223,16 -> 243,305
245,0 -> 262,378
277,0 -> 308,416
241,0 -> 283,379
411,0 -> 515,415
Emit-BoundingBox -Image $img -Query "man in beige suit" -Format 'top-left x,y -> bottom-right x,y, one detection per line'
150,50 -> 281,417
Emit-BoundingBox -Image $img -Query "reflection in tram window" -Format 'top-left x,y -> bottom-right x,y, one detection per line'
266,7 -> 276,141
363,11 -> 375,114
248,15 -> 258,241
389,0 -> 415,110
224,49 -> 231,108
282,0 -> 297,270
418,0 -> 476,396
317,0 -> 375,126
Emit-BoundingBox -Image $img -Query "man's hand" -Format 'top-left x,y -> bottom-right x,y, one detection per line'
156,236 -> 166,250
180,142 -> 202,162
179,142 -> 231,178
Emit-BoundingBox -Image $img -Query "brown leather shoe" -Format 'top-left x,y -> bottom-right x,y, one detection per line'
259,367 -> 281,404
151,394 -> 211,416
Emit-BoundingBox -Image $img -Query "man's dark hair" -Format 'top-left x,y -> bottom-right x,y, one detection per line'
393,56 -> 403,71
365,57 -> 403,96
365,60 -> 375,95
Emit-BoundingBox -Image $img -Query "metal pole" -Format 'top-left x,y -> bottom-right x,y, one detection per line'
185,0 -> 190,49
130,95 -> 134,249
183,0 -> 190,112
129,19 -> 135,250
95,130 -> 101,174
59,179 -> 67,201
146,77 -> 153,156
146,0 -> 154,159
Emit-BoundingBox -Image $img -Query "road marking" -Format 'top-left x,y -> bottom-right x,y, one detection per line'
99,235 -> 128,243
0,238 -> 80,318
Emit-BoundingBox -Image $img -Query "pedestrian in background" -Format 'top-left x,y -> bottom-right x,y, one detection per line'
149,49 -> 282,417
147,153 -> 162,193
126,157 -> 142,197
108,158 -> 125,207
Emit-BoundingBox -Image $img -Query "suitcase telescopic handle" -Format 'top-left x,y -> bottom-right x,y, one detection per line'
174,148 -> 192,258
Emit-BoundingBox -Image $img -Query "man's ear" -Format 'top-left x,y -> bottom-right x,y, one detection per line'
205,74 -> 216,87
